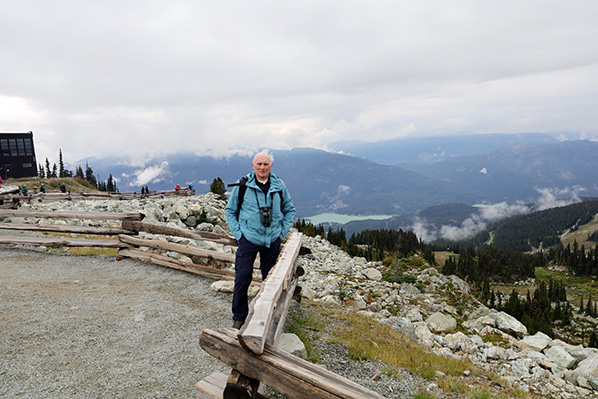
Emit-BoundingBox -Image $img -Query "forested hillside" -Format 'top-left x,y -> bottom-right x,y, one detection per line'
446,199 -> 598,252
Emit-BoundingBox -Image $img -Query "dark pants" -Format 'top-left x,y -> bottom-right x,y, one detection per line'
232,236 -> 281,322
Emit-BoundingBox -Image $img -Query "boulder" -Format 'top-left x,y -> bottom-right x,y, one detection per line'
484,346 -> 507,361
383,317 -> 417,341
490,311 -> 527,338
361,268 -> 383,281
545,346 -> 576,370
575,352 -> 598,380
210,280 -> 234,293
425,312 -> 457,334
516,331 -> 552,352
406,308 -> 423,322
276,333 -> 307,358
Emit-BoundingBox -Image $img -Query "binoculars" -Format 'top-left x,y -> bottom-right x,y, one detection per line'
259,206 -> 272,227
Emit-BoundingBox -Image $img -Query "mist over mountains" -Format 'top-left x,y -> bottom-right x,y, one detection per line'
83,134 -> 598,239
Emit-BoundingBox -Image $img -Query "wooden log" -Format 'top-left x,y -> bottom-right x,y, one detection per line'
199,328 -> 387,399
223,370 -> 261,399
117,248 -> 261,283
0,209 -> 143,221
0,235 -> 130,248
118,234 -> 235,263
122,220 -> 237,246
0,223 -> 135,235
238,232 -> 303,355
195,371 -> 268,399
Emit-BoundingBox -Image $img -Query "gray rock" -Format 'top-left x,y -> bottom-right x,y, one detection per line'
361,268 -> 383,281
489,311 -> 528,338
210,280 -> 234,293
517,331 -> 552,352
575,352 -> 598,380
276,333 -> 307,358
400,283 -> 421,297
406,308 -> 423,322
545,346 -> 577,370
383,317 -> 417,341
425,312 -> 457,334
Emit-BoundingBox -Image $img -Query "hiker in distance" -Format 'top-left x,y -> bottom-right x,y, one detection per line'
225,151 -> 296,329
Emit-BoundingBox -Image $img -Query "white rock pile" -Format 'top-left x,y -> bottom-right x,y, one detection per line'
6,193 -> 598,398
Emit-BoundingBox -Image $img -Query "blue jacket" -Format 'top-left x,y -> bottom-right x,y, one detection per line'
225,172 -> 295,247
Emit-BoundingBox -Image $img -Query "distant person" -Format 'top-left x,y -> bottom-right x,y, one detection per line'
145,186 -> 149,196
175,184 -> 181,191
21,186 -> 28,196
225,151 -> 295,329
60,183 -> 66,193
188,183 -> 194,191
40,183 -> 46,193
140,186 -> 145,197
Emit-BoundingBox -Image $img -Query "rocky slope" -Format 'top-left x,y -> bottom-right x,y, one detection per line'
6,193 -> 598,398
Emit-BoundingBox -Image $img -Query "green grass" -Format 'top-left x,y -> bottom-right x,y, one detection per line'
287,301 -> 538,399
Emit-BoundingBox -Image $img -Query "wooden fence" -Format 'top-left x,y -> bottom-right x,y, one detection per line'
0,209 -> 240,282
0,185 -> 195,209
0,208 -> 386,399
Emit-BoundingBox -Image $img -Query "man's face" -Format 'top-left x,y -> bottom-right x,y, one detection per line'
252,154 -> 273,181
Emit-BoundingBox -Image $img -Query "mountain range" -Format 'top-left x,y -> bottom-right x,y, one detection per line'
81,134 -> 598,229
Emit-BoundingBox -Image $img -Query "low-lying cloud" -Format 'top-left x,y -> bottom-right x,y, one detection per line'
123,161 -> 169,187
411,187 -> 585,243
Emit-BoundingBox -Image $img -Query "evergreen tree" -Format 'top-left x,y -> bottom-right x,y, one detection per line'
51,163 -> 58,178
45,158 -> 51,177
589,330 -> 598,348
58,149 -> 66,178
38,163 -> 45,178
75,166 -> 84,179
210,177 -> 226,197
84,162 -> 97,188
587,294 -> 594,317
107,175 -> 115,192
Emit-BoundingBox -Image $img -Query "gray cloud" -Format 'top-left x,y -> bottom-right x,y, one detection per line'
411,187 -> 585,243
1,0 -> 597,164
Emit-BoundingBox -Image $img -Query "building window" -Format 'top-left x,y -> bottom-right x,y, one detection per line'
23,163 -> 33,168
9,139 -> 17,156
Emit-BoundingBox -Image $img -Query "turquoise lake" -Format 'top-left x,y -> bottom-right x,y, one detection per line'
303,213 -> 394,225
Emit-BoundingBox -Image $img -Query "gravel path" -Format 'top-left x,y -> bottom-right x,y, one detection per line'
1,246 -> 231,398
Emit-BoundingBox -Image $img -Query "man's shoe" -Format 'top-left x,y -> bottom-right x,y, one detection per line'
232,320 -> 244,329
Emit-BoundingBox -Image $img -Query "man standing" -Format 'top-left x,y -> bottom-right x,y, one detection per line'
225,151 -> 295,329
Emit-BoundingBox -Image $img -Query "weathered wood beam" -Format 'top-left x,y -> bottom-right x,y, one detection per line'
0,235 -> 130,248
118,234 -> 235,263
117,248 -> 261,283
0,223 -> 135,235
0,209 -> 143,221
238,232 -> 303,355
199,328 -> 387,399
122,220 -> 237,246
196,371 -> 270,399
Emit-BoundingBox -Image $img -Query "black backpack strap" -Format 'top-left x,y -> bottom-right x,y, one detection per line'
227,176 -> 248,220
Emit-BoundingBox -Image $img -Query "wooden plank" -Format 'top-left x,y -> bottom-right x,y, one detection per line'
122,220 -> 237,246
0,223 -> 135,235
117,248 -> 261,283
0,209 -> 143,221
0,235 -> 130,248
199,328 -> 387,399
238,232 -> 303,355
118,234 -> 236,263
196,371 -> 227,399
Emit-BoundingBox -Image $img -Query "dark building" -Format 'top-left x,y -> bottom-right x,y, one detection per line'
0,131 -> 38,180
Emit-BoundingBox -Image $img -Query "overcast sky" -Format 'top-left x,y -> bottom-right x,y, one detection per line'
1,0 -> 597,165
